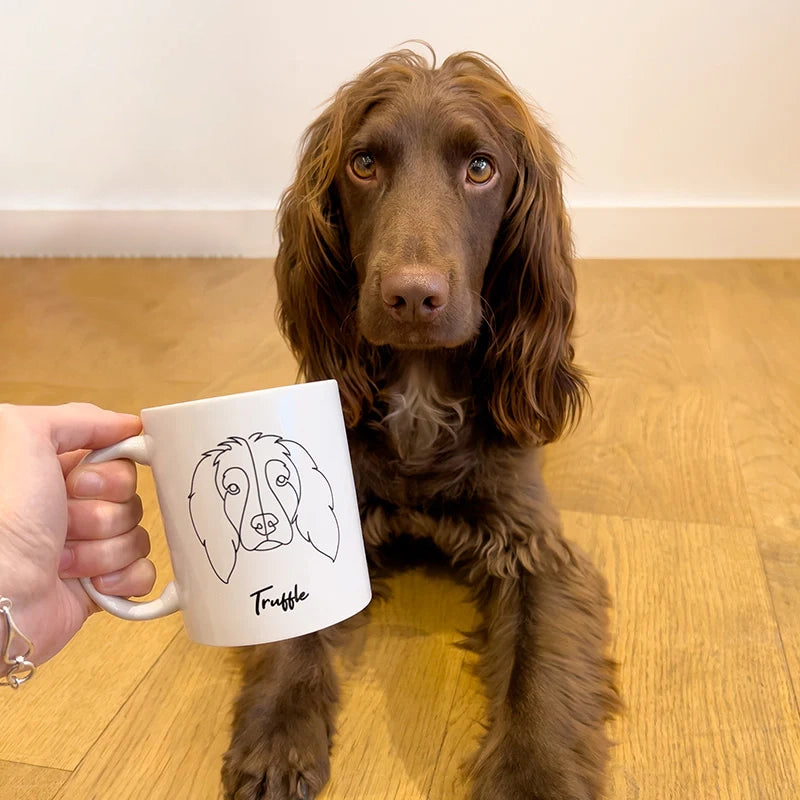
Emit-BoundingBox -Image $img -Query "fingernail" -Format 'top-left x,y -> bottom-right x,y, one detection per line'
73,469 -> 105,497
96,570 -> 122,592
59,547 -> 74,573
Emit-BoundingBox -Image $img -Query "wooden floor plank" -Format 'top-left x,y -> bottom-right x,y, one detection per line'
724,383 -> 800,529
615,724 -> 800,800
758,525 -> 800,713
0,257 -> 291,412
572,511 -> 799,799
695,260 -> 800,529
695,260 -> 799,391
52,635 -> 240,800
0,761 -> 69,800
572,259 -> 718,386
603,514 -> 796,734
544,378 -> 753,526
425,653 -> 482,800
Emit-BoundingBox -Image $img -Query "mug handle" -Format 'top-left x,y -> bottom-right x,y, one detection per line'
77,436 -> 182,621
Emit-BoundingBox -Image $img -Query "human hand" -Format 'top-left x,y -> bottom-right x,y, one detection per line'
0,403 -> 156,665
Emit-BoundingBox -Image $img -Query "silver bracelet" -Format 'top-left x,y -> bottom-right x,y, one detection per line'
1,596 -> 35,688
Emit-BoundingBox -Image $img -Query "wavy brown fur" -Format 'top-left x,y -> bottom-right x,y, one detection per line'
275,47 -> 586,445
224,47 -> 619,800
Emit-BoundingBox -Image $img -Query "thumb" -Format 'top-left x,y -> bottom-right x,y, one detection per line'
18,403 -> 142,454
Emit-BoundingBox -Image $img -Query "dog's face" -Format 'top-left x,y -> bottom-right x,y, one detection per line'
335,87 -> 517,350
211,436 -> 300,552
189,433 -> 341,584
276,50 -> 585,442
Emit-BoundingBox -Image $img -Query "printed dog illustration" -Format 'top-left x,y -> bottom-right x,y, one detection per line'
189,433 -> 340,583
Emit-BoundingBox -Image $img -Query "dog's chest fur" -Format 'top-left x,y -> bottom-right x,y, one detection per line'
350,353 -> 485,512
380,359 -> 467,464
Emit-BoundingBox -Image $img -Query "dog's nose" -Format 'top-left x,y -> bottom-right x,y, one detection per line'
251,513 -> 278,537
381,270 -> 449,323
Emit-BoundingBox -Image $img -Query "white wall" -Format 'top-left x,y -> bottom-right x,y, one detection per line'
1,0 -> 798,257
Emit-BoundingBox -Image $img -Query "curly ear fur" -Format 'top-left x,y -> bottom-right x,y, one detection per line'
471,62 -> 588,445
281,440 -> 340,562
189,453 -> 239,583
273,103 -> 370,427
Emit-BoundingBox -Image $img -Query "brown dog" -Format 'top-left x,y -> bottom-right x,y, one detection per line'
222,47 -> 619,800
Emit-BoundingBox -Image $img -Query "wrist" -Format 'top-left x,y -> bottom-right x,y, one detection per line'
0,541 -> 50,609
0,556 -> 80,667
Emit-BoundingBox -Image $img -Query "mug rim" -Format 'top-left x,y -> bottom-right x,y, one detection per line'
140,379 -> 338,416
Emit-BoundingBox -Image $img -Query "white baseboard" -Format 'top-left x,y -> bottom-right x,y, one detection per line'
0,210 -> 278,258
569,204 -> 800,259
1,206 -> 798,259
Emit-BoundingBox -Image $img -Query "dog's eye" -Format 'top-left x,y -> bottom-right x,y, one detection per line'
351,151 -> 376,180
467,156 -> 494,185
222,468 -> 244,495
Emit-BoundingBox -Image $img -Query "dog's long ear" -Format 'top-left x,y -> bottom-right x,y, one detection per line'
275,92 -> 375,428
189,454 -> 239,583
281,440 -> 340,562
480,94 -> 588,446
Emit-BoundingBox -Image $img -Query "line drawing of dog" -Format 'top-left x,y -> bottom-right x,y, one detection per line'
188,433 -> 340,584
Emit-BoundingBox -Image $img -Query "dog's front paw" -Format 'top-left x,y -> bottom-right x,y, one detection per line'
222,709 -> 331,800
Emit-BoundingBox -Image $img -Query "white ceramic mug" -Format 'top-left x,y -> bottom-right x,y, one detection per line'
79,381 -> 371,646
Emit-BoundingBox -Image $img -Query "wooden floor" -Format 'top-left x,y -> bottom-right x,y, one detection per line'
1,258 -> 799,799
